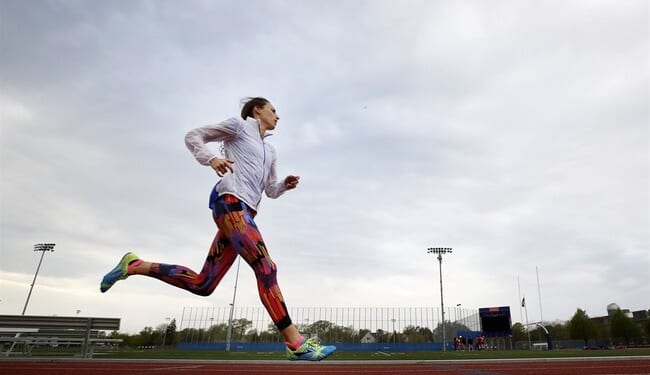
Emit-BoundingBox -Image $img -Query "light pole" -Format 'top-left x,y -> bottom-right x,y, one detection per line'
225,257 -> 242,352
427,247 -> 452,351
162,317 -> 171,348
208,317 -> 214,343
22,243 -> 55,315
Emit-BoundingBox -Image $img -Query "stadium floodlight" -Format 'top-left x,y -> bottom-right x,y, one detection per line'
427,247 -> 452,351
22,243 -> 56,315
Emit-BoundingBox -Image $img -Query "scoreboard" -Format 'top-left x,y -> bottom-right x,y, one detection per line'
479,306 -> 512,337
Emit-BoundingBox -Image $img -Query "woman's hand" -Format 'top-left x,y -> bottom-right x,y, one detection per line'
284,175 -> 300,190
210,157 -> 234,177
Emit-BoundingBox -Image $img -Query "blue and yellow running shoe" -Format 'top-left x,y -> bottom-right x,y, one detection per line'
286,338 -> 336,361
100,252 -> 140,293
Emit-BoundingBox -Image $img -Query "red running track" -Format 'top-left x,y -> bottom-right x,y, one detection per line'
1,357 -> 649,375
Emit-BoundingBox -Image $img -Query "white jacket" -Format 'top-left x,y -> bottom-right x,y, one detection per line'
185,117 -> 288,211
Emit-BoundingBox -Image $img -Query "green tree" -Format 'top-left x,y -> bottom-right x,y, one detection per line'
183,327 -> 210,343
375,329 -> 385,343
153,323 -> 168,345
432,321 -> 466,343
309,320 -> 334,338
511,322 -> 527,343
403,325 -> 433,343
206,323 -> 228,342
245,328 -> 259,343
324,324 -> 354,343
137,326 -> 154,346
547,321 -> 570,341
231,318 -> 252,341
258,323 -> 281,342
569,309 -> 598,346
610,309 -> 642,345
164,318 -> 177,346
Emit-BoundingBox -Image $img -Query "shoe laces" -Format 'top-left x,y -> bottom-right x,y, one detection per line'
304,338 -> 322,350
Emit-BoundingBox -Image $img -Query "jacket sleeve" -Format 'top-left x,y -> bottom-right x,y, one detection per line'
185,117 -> 243,166
264,145 -> 289,199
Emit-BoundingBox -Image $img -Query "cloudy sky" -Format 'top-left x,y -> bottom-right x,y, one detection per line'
1,0 -> 648,334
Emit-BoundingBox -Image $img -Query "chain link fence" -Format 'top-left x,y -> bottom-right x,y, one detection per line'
178,306 -> 481,345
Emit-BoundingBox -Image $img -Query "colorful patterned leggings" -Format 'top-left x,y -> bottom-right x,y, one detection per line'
147,194 -> 293,330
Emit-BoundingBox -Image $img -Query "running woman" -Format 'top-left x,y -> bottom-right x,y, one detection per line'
100,97 -> 336,361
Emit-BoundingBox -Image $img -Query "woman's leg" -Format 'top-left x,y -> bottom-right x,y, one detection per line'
128,230 -> 238,297
100,193 -> 335,360
213,195 -> 298,342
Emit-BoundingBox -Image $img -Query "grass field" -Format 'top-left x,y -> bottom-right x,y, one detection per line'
80,348 -> 650,360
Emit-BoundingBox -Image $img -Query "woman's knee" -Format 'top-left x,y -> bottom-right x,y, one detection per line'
191,283 -> 217,297
256,262 -> 278,288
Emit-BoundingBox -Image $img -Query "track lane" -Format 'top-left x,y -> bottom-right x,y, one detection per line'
1,357 -> 649,375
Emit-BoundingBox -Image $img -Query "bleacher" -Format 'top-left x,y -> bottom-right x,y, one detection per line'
0,314 -> 122,358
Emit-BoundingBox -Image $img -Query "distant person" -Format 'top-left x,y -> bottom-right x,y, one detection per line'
100,97 -> 336,361
476,335 -> 485,350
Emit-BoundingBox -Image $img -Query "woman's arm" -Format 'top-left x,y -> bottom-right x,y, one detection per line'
265,147 -> 299,198
265,160 -> 289,198
185,117 -> 243,166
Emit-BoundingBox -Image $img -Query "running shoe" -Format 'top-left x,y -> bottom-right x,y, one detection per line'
100,252 -> 140,293
286,337 -> 336,361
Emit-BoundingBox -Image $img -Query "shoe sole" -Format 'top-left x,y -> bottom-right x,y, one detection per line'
100,253 -> 135,293
288,347 -> 336,361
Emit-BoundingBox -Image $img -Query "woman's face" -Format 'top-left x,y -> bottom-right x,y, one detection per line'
255,103 -> 279,131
